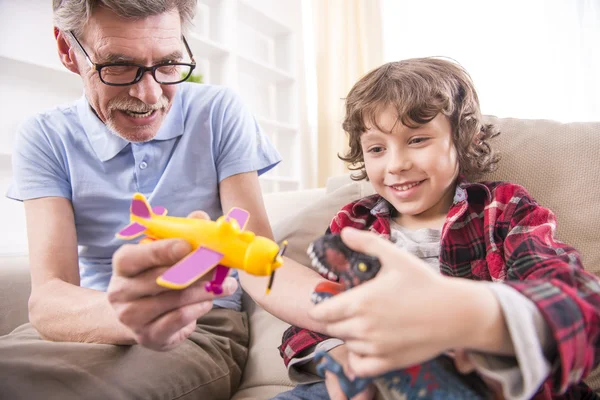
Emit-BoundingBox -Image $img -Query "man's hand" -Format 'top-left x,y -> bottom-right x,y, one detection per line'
107,211 -> 238,351
324,345 -> 376,400
309,227 -> 507,377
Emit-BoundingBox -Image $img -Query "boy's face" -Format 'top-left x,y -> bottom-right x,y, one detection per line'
361,107 -> 459,225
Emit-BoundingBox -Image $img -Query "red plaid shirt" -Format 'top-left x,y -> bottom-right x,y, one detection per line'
279,179 -> 600,398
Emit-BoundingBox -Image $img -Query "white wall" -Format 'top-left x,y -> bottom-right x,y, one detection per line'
381,0 -> 600,122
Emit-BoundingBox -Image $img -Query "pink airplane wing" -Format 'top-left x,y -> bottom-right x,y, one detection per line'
116,222 -> 146,239
225,207 -> 250,231
156,247 -> 223,290
152,206 -> 168,216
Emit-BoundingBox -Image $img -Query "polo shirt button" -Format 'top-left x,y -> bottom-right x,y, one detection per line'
139,161 -> 148,170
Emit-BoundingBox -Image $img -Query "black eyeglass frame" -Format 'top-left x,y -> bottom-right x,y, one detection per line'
68,31 -> 196,86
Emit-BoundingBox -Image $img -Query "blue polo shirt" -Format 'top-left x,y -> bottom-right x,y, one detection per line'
7,83 -> 281,311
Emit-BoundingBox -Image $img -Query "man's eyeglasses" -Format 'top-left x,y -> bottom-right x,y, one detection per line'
68,31 -> 196,86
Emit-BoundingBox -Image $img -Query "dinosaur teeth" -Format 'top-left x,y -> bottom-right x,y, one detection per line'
327,271 -> 338,281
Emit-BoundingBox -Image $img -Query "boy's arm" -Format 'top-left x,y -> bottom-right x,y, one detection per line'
219,171 -> 330,331
25,197 -> 135,344
499,188 -> 600,393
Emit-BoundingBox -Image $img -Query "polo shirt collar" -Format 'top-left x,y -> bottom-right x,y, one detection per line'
76,90 -> 185,162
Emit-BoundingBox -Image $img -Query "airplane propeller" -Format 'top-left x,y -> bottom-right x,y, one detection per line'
267,240 -> 288,293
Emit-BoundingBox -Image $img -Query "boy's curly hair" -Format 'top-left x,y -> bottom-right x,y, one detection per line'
340,58 -> 500,180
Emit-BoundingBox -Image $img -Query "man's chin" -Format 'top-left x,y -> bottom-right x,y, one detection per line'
106,122 -> 159,143
106,109 -> 165,142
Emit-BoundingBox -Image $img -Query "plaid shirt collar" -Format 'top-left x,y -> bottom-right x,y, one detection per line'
351,176 -> 492,220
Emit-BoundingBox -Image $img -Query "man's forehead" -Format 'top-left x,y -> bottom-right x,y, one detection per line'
84,7 -> 182,43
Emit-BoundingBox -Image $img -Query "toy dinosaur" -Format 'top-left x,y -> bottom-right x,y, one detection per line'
308,233 -> 492,399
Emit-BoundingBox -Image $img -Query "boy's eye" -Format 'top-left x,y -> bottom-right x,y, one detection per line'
409,137 -> 429,145
367,146 -> 384,153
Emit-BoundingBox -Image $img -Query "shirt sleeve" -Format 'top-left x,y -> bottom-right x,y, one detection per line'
468,283 -> 554,400
6,117 -> 71,202
286,338 -> 345,384
212,88 -> 281,183
499,189 -> 600,394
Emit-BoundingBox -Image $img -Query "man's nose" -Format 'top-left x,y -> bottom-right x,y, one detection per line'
128,72 -> 162,105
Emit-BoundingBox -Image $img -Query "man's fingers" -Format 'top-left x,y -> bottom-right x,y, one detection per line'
113,239 -> 191,278
114,281 -> 226,328
108,268 -> 169,303
113,276 -> 238,327
187,210 -> 210,220
135,301 -> 213,349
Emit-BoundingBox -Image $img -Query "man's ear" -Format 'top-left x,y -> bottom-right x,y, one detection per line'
55,28 -> 80,75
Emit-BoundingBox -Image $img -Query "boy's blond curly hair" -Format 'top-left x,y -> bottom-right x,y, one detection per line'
340,58 -> 500,180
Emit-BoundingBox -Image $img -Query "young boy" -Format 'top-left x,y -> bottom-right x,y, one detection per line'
273,58 -> 600,399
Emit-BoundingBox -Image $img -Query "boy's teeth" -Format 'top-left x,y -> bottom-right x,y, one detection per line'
393,181 -> 420,191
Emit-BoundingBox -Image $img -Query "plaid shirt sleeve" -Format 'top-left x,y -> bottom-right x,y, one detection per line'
496,186 -> 600,394
278,201 -> 382,367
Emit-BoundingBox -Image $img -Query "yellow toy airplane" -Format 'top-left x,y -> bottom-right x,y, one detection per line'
116,193 -> 287,294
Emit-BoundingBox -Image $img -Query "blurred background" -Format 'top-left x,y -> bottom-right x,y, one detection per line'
0,0 -> 598,254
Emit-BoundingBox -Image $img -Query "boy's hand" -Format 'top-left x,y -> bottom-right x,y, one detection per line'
309,227 -> 507,377
324,345 -> 376,400
107,211 -> 238,351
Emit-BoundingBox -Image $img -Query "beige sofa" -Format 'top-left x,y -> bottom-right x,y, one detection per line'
1,116 -> 599,398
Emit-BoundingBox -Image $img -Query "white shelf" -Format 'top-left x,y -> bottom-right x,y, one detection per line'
237,55 -> 294,84
0,153 -> 11,170
1,54 -> 72,77
257,117 -> 298,134
238,0 -> 292,36
187,33 -> 231,58
0,55 -> 82,92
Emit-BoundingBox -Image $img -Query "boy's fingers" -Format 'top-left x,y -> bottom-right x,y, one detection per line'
113,239 -> 192,278
316,317 -> 363,341
346,352 -> 393,378
340,227 -> 397,259
309,287 -> 366,322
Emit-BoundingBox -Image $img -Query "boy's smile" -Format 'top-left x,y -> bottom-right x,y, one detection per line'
361,107 -> 459,229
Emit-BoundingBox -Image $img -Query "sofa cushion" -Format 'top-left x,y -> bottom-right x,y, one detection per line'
272,181 -> 364,268
480,117 -> 600,278
0,256 -> 31,335
236,292 -> 293,394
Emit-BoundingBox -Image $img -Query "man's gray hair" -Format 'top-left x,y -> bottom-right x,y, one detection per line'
52,0 -> 197,37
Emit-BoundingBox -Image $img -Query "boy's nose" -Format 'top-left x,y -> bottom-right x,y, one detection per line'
387,152 -> 412,174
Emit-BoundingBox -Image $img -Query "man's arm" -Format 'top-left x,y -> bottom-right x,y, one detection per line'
25,197 -> 135,344
219,171 -> 328,331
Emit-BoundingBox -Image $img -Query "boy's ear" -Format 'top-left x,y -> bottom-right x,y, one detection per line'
55,28 -> 81,75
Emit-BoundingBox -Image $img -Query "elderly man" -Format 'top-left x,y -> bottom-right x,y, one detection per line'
0,1 -> 282,398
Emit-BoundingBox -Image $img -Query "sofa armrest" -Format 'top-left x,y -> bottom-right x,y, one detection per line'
263,188 -> 325,225
0,256 -> 31,335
